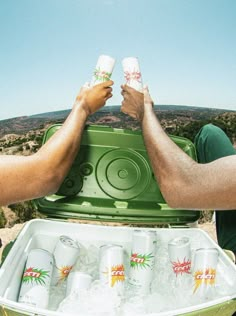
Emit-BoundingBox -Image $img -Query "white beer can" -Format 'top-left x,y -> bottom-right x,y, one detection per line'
122,57 -> 143,92
91,55 -> 115,86
168,236 -> 191,276
18,248 -> 54,309
99,244 -> 125,295
128,230 -> 157,295
51,235 -> 80,285
192,247 -> 219,299
66,271 -> 92,297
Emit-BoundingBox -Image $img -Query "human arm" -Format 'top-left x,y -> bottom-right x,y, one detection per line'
0,81 -> 113,206
121,84 -> 236,210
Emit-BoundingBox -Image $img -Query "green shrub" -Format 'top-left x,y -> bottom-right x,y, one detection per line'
8,201 -> 38,223
0,208 -> 6,228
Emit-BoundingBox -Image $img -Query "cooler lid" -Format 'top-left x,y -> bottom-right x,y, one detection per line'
36,124 -> 200,224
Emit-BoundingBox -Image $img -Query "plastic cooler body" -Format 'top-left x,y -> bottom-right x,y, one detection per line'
36,124 -> 200,224
0,220 -> 236,316
1,125 -> 236,315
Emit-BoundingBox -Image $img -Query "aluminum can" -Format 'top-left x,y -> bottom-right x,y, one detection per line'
66,271 -> 92,297
192,247 -> 219,299
91,55 -> 115,86
51,235 -> 80,285
99,244 -> 125,295
168,236 -> 191,276
122,57 -> 143,92
128,230 -> 157,295
18,248 -> 54,309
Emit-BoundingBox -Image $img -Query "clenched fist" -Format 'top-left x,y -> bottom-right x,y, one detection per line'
76,80 -> 114,115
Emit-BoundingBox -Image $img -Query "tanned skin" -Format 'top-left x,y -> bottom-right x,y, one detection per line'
0,81 -> 113,206
121,84 -> 236,210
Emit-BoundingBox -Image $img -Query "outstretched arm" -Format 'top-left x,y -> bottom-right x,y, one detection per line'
121,85 -> 236,210
0,81 -> 113,206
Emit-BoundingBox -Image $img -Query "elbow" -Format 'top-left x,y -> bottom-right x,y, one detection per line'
35,154 -> 65,196
160,180 -> 187,209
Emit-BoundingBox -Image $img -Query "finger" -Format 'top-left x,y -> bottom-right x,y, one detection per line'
121,89 -> 125,97
106,87 -> 112,94
105,93 -> 113,100
101,80 -> 114,87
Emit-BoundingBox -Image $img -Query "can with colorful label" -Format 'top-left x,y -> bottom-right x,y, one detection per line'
18,248 -> 54,309
128,230 -> 157,295
192,247 -> 219,299
168,236 -> 191,276
99,244 -> 125,295
51,235 -> 80,285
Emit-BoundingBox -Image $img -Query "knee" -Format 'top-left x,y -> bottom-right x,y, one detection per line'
199,124 -> 223,139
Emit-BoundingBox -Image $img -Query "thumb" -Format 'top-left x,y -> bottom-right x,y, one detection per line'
143,84 -> 154,106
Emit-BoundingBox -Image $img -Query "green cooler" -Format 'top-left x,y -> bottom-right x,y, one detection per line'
0,125 -> 235,316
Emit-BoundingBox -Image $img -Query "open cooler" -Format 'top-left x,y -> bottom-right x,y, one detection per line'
0,125 -> 236,316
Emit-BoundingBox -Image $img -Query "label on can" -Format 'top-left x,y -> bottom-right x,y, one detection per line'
128,230 -> 157,295
18,248 -> 53,309
99,244 -> 125,295
52,235 -> 80,286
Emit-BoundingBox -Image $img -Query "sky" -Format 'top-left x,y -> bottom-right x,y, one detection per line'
0,0 -> 236,120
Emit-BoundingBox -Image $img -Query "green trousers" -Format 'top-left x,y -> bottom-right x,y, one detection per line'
194,124 -> 236,254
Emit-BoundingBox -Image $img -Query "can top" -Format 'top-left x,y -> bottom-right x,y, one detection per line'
168,236 -> 190,248
59,235 -> 79,249
194,247 -> 219,255
28,248 -> 54,259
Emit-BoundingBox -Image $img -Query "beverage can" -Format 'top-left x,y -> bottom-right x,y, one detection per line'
192,247 -> 219,298
51,235 -> 80,285
128,230 -> 157,295
99,244 -> 125,295
91,55 -> 115,86
168,236 -> 191,276
18,248 -> 54,309
66,271 -> 92,297
122,57 -> 143,92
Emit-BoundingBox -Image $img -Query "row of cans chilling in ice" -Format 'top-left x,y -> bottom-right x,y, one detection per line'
18,230 -> 156,309
18,230 -> 219,309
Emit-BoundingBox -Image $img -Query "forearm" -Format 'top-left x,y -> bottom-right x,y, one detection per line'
142,107 -> 205,209
142,108 -> 236,210
0,102 -> 88,206
36,101 -> 88,187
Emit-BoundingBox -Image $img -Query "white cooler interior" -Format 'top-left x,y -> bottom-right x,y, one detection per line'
0,219 -> 236,316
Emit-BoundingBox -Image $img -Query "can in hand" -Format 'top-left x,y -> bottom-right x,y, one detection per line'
18,248 -> 54,309
128,230 -> 157,295
91,55 -> 115,86
51,235 -> 80,286
99,244 -> 125,295
122,57 -> 143,92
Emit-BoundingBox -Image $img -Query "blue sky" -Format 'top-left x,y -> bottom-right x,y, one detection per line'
0,0 -> 236,119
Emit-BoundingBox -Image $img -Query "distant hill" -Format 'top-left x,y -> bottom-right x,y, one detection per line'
30,104 -> 233,118
0,104 -> 234,138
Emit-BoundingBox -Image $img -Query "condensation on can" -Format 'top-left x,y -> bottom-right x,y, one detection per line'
128,230 -> 157,295
99,244 -> 125,295
18,248 -> 54,309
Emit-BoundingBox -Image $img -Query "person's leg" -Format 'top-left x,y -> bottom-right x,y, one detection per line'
194,124 -> 236,254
